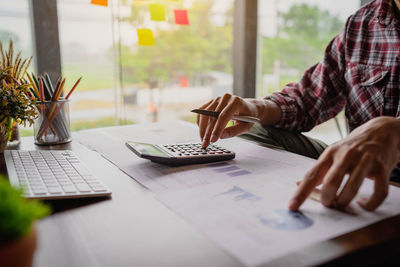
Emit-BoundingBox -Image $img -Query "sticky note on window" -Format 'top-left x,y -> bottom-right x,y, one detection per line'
91,0 -> 108,7
149,4 -> 166,21
174,9 -> 189,25
137,29 -> 155,46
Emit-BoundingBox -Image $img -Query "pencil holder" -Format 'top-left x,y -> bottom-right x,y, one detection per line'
33,100 -> 72,145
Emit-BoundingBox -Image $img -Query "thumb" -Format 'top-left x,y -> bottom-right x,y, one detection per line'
220,123 -> 252,139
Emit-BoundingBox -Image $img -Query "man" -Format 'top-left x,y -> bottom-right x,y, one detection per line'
196,0 -> 400,212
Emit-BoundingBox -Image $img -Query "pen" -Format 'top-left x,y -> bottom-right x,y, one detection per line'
191,109 -> 261,124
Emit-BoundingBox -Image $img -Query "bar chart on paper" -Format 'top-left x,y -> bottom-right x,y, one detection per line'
215,185 -> 261,202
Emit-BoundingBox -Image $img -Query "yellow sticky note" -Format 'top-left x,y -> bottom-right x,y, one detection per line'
137,29 -> 155,46
149,4 -> 166,21
91,0 -> 108,7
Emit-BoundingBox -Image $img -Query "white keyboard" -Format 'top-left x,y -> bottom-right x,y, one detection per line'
5,150 -> 112,199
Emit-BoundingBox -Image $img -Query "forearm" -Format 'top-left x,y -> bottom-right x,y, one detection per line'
244,98 -> 282,126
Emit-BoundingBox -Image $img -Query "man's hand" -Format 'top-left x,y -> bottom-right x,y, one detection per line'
196,94 -> 281,148
289,117 -> 400,211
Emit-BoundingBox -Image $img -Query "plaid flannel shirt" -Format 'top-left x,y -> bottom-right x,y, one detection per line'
266,0 -> 400,133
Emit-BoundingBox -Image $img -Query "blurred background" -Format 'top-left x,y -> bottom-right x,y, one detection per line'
0,0 -> 366,144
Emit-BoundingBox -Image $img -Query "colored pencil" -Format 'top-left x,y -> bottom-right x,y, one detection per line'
34,76 -> 81,142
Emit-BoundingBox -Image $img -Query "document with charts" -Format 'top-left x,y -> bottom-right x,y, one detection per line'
75,121 -> 316,193
157,175 -> 400,267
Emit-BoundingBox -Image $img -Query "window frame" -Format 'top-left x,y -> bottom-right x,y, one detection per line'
29,0 -> 62,88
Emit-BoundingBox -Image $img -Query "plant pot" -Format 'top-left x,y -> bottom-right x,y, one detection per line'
0,223 -> 38,267
0,124 -> 8,153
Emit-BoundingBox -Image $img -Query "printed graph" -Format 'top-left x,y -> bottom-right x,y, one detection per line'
208,162 -> 252,177
257,209 -> 314,231
215,186 -> 261,202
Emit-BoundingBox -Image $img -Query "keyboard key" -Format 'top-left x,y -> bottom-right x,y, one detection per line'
76,184 -> 91,192
62,185 -> 77,193
32,188 -> 47,194
71,179 -> 85,184
71,163 -> 92,176
48,186 -> 63,194
83,175 -> 97,181
92,186 -> 107,192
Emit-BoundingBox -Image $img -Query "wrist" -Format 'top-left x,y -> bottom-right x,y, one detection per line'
375,116 -> 400,157
244,99 -> 282,125
393,118 -> 400,156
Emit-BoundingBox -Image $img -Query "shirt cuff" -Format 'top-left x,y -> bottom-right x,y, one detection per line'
264,93 -> 298,129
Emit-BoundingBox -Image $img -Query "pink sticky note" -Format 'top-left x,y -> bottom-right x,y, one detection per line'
91,0 -> 108,7
174,9 -> 189,25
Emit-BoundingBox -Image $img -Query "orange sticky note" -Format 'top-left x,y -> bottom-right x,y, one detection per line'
149,4 -> 166,21
91,0 -> 108,7
174,9 -> 189,25
137,29 -> 155,46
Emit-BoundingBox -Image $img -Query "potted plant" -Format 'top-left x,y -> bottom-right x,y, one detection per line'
0,176 -> 50,267
0,41 -> 37,153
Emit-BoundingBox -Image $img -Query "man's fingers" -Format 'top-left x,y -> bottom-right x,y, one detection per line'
202,95 -> 231,147
202,117 -> 217,148
220,122 -> 252,139
336,153 -> 371,207
320,161 -> 349,207
196,99 -> 213,126
210,97 -> 243,142
198,99 -> 219,142
357,173 -> 389,211
199,99 -> 213,109
289,159 -> 331,211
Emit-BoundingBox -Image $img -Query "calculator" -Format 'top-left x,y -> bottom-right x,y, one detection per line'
125,142 -> 235,166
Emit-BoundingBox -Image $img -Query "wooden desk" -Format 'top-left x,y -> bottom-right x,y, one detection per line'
1,129 -> 400,267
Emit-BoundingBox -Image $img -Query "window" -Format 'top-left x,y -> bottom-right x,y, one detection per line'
0,0 -> 34,136
57,0 -> 234,129
257,0 -> 360,144
0,0 -> 33,58
118,0 -> 234,124
58,0 -> 120,130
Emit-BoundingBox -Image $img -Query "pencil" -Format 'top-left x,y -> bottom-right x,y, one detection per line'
36,77 -> 82,141
27,73 -> 40,98
38,77 -> 44,102
66,77 -> 82,99
44,73 -> 55,94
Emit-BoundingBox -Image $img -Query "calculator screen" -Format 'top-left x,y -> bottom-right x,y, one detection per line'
128,142 -> 169,157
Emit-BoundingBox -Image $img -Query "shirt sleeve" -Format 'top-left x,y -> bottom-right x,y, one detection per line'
265,18 -> 351,132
